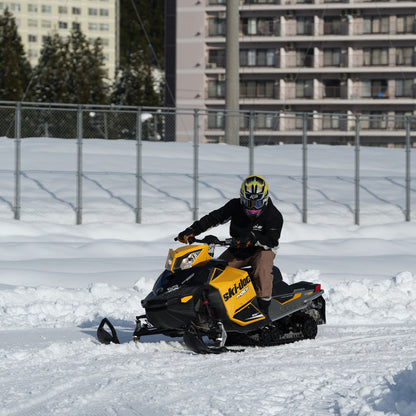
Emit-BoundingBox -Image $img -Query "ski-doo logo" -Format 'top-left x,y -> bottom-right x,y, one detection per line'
223,276 -> 251,302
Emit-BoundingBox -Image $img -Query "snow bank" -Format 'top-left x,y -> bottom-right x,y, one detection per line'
0,280 -> 150,329
1,270 -> 415,330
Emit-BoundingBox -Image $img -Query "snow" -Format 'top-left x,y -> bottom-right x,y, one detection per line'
0,137 -> 416,415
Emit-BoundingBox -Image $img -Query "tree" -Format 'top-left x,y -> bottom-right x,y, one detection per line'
67,28 -> 109,104
0,9 -> 31,101
120,0 -> 164,68
30,33 -> 71,103
112,50 -> 162,107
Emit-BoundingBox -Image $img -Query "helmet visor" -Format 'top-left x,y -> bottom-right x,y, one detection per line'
241,195 -> 266,209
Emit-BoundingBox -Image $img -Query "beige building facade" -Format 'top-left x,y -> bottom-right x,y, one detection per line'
175,0 -> 416,144
0,0 -> 119,79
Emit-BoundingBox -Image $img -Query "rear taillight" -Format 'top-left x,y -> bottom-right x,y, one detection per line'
314,284 -> 321,292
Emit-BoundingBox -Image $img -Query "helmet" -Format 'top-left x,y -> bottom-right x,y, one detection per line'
240,175 -> 269,216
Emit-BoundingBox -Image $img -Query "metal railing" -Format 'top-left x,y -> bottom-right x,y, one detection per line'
0,101 -> 414,225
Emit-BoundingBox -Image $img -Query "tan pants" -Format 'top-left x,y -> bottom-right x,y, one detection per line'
219,249 -> 276,299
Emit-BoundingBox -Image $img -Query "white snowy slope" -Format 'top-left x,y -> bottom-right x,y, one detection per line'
0,138 -> 415,416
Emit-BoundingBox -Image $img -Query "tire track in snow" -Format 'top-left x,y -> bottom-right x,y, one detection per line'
83,174 -> 135,211
289,175 -> 354,214
338,176 -> 406,215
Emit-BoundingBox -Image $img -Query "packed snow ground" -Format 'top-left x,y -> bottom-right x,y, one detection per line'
0,138 -> 416,415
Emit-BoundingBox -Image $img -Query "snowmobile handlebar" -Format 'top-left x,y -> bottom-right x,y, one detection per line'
193,235 -> 233,246
174,235 -> 232,246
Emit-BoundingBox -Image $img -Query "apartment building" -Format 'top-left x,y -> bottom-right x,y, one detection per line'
174,0 -> 416,144
0,0 -> 119,79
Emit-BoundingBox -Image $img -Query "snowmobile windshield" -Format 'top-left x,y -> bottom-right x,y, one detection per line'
152,268 -> 196,296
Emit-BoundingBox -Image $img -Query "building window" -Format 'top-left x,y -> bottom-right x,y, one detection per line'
100,9 -> 109,16
361,112 -> 388,129
396,79 -> 414,97
72,7 -> 81,15
363,16 -> 389,34
100,38 -> 109,46
323,16 -> 343,35
28,35 -> 37,42
242,17 -> 277,36
9,3 -> 20,12
208,79 -> 226,98
41,5 -> 51,13
41,20 -> 51,28
396,15 -> 415,34
208,49 -> 225,68
208,111 -> 225,129
88,23 -> 98,31
28,19 -> 38,28
100,23 -> 109,31
296,49 -> 313,67
240,49 -> 275,67
243,0 -> 279,4
362,80 -> 388,98
324,48 -> 341,66
72,22 -> 81,30
295,115 -> 313,130
208,17 -> 226,36
363,48 -> 389,66
322,113 -> 341,129
296,79 -> 313,98
28,4 -> 38,12
323,80 -> 341,98
240,80 -> 275,98
58,6 -> 68,14
394,112 -> 413,129
297,17 -> 314,35
58,21 -> 68,29
256,113 -> 278,130
89,8 -> 98,16
396,47 -> 414,66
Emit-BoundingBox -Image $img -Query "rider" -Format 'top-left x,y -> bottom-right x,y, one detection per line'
176,175 -> 284,315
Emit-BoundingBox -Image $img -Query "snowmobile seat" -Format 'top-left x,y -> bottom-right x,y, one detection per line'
272,280 -> 292,296
271,266 -> 293,295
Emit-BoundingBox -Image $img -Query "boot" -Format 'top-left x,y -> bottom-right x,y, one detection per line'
257,297 -> 271,316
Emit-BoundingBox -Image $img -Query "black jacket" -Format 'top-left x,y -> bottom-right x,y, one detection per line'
189,198 -> 283,258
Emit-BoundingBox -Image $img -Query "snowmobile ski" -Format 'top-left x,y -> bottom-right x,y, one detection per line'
97,317 -> 120,345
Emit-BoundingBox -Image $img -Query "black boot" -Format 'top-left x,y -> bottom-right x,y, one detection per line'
257,297 -> 271,316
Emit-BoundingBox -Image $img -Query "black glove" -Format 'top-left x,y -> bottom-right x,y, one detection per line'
176,228 -> 195,244
232,233 -> 256,249
203,235 -> 220,245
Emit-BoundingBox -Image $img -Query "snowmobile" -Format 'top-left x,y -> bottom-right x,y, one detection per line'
97,235 -> 326,354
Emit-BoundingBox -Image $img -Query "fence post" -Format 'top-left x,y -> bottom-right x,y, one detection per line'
136,107 -> 143,224
405,117 -> 411,222
354,114 -> 360,226
14,102 -> 21,220
249,111 -> 255,175
193,109 -> 199,221
302,112 -> 308,223
76,106 -> 83,225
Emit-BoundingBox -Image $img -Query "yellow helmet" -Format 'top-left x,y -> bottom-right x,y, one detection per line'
240,175 -> 269,215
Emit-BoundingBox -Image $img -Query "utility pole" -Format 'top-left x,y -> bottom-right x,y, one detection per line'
225,0 -> 239,145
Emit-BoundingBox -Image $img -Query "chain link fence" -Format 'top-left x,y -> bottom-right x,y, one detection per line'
0,101 -> 414,225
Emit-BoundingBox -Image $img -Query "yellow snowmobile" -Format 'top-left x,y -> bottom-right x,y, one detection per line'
97,235 -> 326,354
